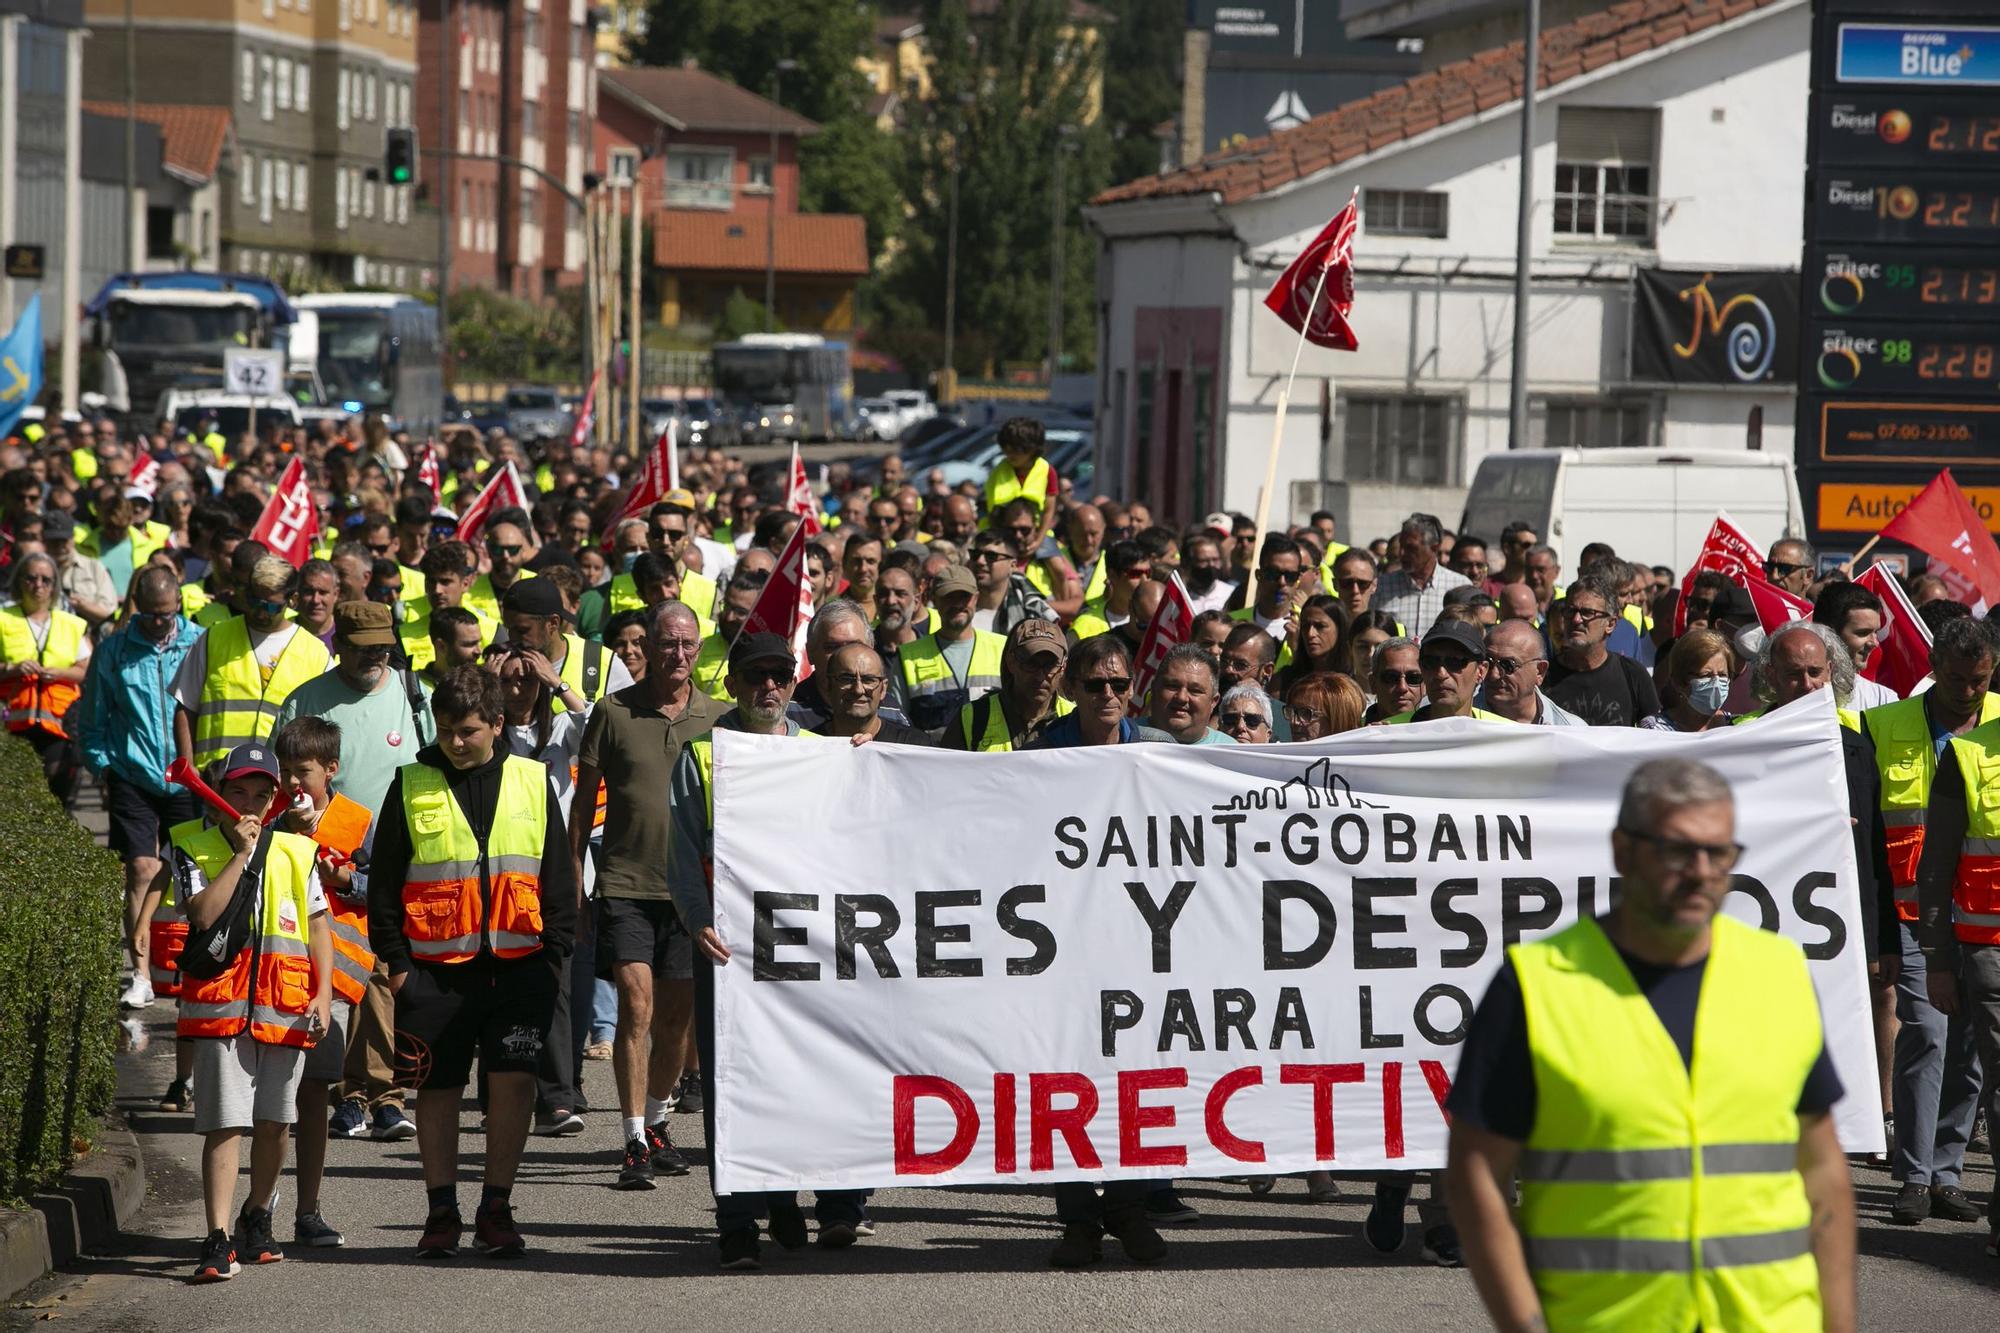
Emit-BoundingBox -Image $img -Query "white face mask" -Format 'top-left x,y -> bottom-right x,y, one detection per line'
1687,676 -> 1731,715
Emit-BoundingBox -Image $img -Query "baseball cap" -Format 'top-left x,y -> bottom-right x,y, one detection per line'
728,631 -> 796,675
1008,619 -> 1067,662
334,599 -> 397,646
1442,585 -> 1495,611
1202,511 -> 1232,538
40,510 -> 75,541
932,564 -> 977,599
661,488 -> 697,512
1419,620 -> 1488,661
125,485 -> 155,503
221,742 -> 280,784
502,577 -> 565,618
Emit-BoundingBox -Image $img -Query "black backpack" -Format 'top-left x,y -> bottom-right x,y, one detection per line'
177,828 -> 274,981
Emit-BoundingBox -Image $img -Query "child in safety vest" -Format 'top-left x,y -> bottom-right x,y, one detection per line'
273,717 -> 373,1251
180,742 -> 331,1284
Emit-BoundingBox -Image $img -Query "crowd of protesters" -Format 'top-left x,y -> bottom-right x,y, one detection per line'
0,404 -> 1994,1303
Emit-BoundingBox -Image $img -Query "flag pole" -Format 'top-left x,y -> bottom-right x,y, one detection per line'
1843,533 -> 1882,573
1247,258 -> 1336,571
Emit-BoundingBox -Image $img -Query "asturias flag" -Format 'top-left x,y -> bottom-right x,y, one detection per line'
0,295 -> 44,439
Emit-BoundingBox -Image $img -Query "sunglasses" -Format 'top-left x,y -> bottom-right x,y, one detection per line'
1082,676 -> 1132,695
1120,566 -> 1153,579
1220,711 -> 1266,729
488,543 -> 523,557
1488,655 -> 1543,674
1260,568 -> 1301,583
1558,605 -> 1610,623
736,666 -> 794,685
1336,577 -> 1374,591
651,527 -> 686,541
1419,653 -> 1481,673
968,548 -> 1011,563
1765,561 -> 1808,578
1376,669 -> 1424,687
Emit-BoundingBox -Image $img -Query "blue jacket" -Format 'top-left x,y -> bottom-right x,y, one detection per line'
1026,714 -> 1174,749
77,617 -> 201,795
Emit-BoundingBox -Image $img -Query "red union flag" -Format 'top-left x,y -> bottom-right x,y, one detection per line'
1880,469 -> 2000,611
608,425 -> 676,540
249,458 -> 316,568
1262,189 -> 1360,352
1854,562 -> 1933,698
129,453 -> 160,499
743,520 -> 815,675
1130,573 -> 1196,706
785,444 -> 821,536
1744,574 -> 1813,634
1674,513 -> 1764,633
454,461 -> 527,545
569,371 -> 600,451
415,443 -> 442,506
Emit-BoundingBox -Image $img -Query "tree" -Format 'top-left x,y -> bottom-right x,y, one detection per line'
1100,0 -> 1183,186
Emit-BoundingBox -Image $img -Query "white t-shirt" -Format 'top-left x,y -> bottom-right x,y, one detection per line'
1851,675 -> 1900,709
970,608 -> 998,635
1188,579 -> 1238,616
172,621 -> 312,712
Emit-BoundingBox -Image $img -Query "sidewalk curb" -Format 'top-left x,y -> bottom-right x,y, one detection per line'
1,1127 -> 146,1301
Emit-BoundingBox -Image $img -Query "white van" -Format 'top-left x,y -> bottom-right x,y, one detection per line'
1458,449 -> 1804,572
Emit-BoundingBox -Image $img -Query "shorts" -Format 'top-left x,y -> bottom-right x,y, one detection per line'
301,999 -> 353,1084
192,1035 -> 306,1133
594,896 -> 692,982
393,957 -> 559,1091
106,775 -> 201,862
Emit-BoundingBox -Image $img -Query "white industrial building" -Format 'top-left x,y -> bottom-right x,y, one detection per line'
1085,0 -> 1809,546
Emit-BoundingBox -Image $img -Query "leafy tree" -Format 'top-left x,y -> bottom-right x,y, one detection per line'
1099,0 -> 1183,186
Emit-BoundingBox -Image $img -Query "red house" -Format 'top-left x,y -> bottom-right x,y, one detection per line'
595,64 -> 868,333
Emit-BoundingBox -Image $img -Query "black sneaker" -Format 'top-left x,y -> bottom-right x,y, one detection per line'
474,1200 -> 526,1258
1421,1224 -> 1464,1268
417,1207 -> 462,1259
675,1071 -> 705,1116
617,1137 -> 657,1190
1890,1181 -> 1932,1226
1932,1184 -> 1983,1223
1048,1221 -> 1102,1268
1365,1181 -> 1411,1253
235,1203 -> 283,1265
767,1203 -> 809,1250
719,1227 -> 761,1271
818,1219 -> 858,1249
1145,1189 -> 1199,1224
1102,1205 -> 1167,1264
158,1078 -> 192,1113
190,1228 -> 238,1282
293,1211 -> 344,1248
645,1120 -> 690,1176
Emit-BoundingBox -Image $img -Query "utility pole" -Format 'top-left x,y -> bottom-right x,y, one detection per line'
1046,125 -> 1076,385
438,0 -> 453,377
628,172 -> 642,456
124,0 -> 137,269
765,58 -> 796,332
942,91 -> 973,404
1507,0 -> 1540,450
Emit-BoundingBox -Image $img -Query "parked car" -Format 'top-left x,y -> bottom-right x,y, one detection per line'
855,397 -> 904,441
504,386 -> 571,441
744,402 -> 801,445
882,389 -> 935,434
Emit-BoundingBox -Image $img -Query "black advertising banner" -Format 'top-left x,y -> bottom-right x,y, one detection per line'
1632,269 -> 1799,385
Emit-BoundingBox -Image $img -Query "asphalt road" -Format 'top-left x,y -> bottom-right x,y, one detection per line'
7,1003 -> 1998,1333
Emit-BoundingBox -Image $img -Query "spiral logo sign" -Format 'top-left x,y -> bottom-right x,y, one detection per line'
1633,269 -> 1798,386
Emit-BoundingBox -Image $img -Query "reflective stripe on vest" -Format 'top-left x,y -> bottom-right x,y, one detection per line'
609,572 -> 718,637
399,755 -> 549,963
1511,915 -> 1821,1333
1950,719 -> 2000,945
309,793 -> 376,1004
1864,695 -> 2000,922
898,631 -> 1005,702
192,617 -> 331,770
173,823 -> 322,1047
0,606 -> 86,736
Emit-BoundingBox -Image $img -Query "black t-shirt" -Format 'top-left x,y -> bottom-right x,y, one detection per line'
1446,925 -> 1845,1141
1544,652 -> 1660,727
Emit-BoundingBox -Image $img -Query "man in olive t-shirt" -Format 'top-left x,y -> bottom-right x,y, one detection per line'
571,601 -> 725,1188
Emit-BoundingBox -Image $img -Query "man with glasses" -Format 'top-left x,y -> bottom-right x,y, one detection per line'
1231,533 -> 1307,644
41,510 -> 117,629
1449,534 -> 1491,587
947,620 -> 1072,751
965,528 -> 1060,638
1378,512 -> 1470,636
1478,619 -> 1586,726
890,563 -> 1004,734
820,641 -> 931,745
1486,522 -> 1539,599
1365,638 -> 1426,724
1219,682 -> 1276,744
465,519 -> 537,622
1386,622 -> 1510,724
575,601 -> 723,1193
1448,758 -> 1855,1329
1765,538 -> 1817,599
1330,548 -> 1395,629
790,600 -> 910,731
607,499 -> 717,636
1089,540 -> 1151,632
865,495 -> 904,545
1544,576 -> 1660,727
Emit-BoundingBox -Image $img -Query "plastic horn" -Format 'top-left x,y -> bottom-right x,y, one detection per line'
163,756 -> 243,824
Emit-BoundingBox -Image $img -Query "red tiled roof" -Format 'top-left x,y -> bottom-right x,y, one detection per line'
81,101 -> 232,183
600,66 -> 820,137
1093,0 -> 1780,208
653,212 -> 870,277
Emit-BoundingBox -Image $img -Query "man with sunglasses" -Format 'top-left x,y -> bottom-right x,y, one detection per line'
1364,638 -> 1426,724
1230,533 -> 1308,649
173,555 -> 334,775
499,578 -> 629,716
1478,619 -> 1586,727
1765,538 -> 1817,599
1544,576 -> 1660,728
1386,622 -> 1511,725
1485,521 -> 1539,600
964,528 -> 1060,639
820,641 -> 931,745
464,519 -> 538,623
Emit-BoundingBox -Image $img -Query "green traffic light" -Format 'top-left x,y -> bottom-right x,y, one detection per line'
390,166 -> 412,184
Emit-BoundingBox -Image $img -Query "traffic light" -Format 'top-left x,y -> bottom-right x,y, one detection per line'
384,128 -> 417,186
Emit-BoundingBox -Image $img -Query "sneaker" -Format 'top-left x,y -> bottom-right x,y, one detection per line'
719,1227 -> 761,1271
474,1201 -> 526,1257
855,1208 -> 876,1238
1145,1189 -> 1199,1224
370,1105 -> 418,1141
533,1107 -> 585,1137
235,1204 -> 283,1265
1931,1184 -> 1983,1223
1102,1205 -> 1167,1264
675,1071 -> 705,1116
617,1137 -> 656,1190
118,1018 -> 150,1054
818,1219 -> 858,1249
190,1228 -> 238,1283
293,1211 -> 345,1248
1365,1181 -> 1411,1253
1890,1181 -> 1932,1226
157,1078 -> 192,1113
584,1039 -> 614,1061
417,1207 -> 462,1259
1048,1220 -> 1102,1268
767,1203 -> 809,1251
119,974 -> 154,1010
645,1121 -> 690,1176
1987,1230 -> 1998,1259
1421,1225 -> 1464,1268
327,1100 -> 368,1139
1306,1171 -> 1341,1203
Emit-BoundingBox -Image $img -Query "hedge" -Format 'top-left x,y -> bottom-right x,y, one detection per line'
0,735 -> 122,1202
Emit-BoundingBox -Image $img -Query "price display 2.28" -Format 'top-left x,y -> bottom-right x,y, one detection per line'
1812,325 -> 2000,396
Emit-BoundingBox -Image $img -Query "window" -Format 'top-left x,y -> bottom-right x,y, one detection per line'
337,68 -> 349,130
607,147 -> 638,182
1342,394 -> 1462,486
240,150 -> 256,205
362,173 -> 374,219
364,71 -> 376,122
1554,108 -> 1656,242
274,161 -> 289,209
146,205 -> 175,260
1362,188 -> 1447,238
241,50 -> 255,103
398,184 -> 409,224
339,0 -> 349,29
335,166 -> 348,229
259,54 -> 274,121
295,63 -> 309,112
259,156 -> 273,223
460,180 -> 472,248
275,58 -> 290,110
665,148 -> 733,209
294,161 -> 308,212
746,156 -> 772,193
1536,397 -> 1653,449
398,82 -> 410,126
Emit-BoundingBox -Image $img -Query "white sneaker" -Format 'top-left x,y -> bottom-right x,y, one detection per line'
119,1018 -> 150,1054
119,974 -> 154,1010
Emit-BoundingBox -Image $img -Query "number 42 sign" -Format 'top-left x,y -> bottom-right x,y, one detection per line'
223,347 -> 284,397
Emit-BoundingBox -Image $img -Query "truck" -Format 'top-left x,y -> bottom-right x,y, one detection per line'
85,272 -> 296,421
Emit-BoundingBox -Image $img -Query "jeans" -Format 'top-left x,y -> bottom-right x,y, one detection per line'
1893,920 -> 1982,1186
590,977 -> 617,1044
1955,943 -> 2000,1229
694,954 -> 865,1235
536,938 -> 583,1113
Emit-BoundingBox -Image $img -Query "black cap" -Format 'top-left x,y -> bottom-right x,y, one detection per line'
40,510 -> 75,540
729,631 -> 796,675
221,743 -> 280,784
1709,583 -> 1756,625
501,577 -> 564,618
1420,619 -> 1488,660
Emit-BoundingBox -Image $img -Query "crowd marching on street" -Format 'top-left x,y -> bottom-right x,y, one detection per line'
8,403 -> 2000,1330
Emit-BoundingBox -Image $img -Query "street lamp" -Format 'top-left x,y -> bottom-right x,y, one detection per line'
1046,124 -> 1078,385
766,58 -> 798,333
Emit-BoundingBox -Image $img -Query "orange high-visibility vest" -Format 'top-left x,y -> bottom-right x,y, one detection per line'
1948,719 -> 2000,946
174,824 -> 323,1047
307,792 -> 376,1005
0,606 -> 86,737
149,818 -> 203,997
398,755 -> 548,964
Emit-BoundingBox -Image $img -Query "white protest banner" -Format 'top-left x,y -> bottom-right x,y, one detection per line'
710,691 -> 1879,1193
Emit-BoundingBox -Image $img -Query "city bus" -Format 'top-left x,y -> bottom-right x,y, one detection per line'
293,293 -> 444,436
711,333 -> 852,441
